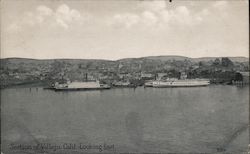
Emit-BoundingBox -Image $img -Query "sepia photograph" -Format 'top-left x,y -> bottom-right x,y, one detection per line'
0,0 -> 249,153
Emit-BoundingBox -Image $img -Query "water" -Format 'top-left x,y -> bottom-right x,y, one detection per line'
1,85 -> 249,153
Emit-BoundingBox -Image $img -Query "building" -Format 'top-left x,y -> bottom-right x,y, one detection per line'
233,71 -> 249,85
141,73 -> 154,78
157,73 -> 168,80
180,72 -> 187,79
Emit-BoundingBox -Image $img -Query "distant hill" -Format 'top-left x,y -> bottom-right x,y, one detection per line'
1,56 -> 248,65
118,56 -> 249,63
193,57 -> 249,63
143,55 -> 190,61
1,57 -> 113,63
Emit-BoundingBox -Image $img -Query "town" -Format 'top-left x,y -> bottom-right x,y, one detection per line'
0,56 -> 249,88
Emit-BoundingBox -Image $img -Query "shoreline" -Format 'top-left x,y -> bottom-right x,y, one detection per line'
0,82 -> 247,90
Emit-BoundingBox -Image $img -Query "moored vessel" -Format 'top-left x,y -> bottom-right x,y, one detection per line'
54,81 -> 110,91
112,81 -> 137,88
152,79 -> 210,88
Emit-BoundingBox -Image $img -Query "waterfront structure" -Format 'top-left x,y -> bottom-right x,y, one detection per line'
141,72 -> 155,80
232,71 -> 249,85
157,73 -> 168,80
112,81 -> 136,88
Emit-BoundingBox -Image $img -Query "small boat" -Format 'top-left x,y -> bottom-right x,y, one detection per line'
43,83 -> 55,90
112,81 -> 137,88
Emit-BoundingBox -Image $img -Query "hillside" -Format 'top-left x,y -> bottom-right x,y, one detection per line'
0,56 -> 249,88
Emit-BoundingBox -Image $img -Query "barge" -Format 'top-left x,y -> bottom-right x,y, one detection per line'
54,81 -> 110,91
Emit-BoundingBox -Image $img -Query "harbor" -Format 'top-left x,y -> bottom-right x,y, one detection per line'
1,85 -> 248,153
44,72 -> 236,91
1,0 -> 248,153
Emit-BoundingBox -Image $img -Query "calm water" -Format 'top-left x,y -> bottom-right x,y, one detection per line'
1,85 -> 249,153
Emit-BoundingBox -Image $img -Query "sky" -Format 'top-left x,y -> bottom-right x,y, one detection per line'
1,0 -> 249,60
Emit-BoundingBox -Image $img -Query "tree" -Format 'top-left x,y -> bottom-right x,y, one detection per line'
213,58 -> 221,66
198,61 -> 204,67
234,72 -> 243,81
221,57 -> 234,67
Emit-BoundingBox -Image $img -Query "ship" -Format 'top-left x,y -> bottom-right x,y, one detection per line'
54,81 -> 110,91
152,72 -> 210,88
152,79 -> 210,88
51,73 -> 111,91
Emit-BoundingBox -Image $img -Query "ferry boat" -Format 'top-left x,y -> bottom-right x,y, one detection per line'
152,79 -> 210,88
152,72 -> 210,88
54,81 -> 110,91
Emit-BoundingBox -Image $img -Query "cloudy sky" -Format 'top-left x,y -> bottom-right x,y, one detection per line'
1,0 -> 249,60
